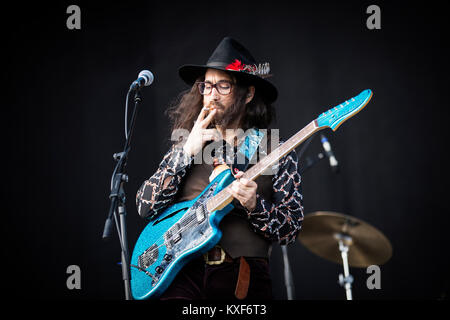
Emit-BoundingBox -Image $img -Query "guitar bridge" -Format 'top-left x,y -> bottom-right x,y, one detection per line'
138,244 -> 159,269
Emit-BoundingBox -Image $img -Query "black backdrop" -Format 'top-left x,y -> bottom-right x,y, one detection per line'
3,1 -> 449,301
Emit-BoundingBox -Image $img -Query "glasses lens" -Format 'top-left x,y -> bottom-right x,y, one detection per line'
198,81 -> 232,95
217,82 -> 231,94
198,82 -> 212,95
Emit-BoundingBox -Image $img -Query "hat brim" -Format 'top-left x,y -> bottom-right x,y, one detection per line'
178,64 -> 278,103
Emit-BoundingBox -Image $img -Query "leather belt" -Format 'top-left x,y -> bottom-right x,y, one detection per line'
204,246 -> 233,265
203,246 -> 250,300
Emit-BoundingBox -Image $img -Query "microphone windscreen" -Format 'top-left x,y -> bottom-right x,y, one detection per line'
139,70 -> 154,86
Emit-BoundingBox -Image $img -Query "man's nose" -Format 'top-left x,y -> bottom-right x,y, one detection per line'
211,87 -> 220,99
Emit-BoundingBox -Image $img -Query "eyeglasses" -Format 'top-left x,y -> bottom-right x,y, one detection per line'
197,80 -> 233,95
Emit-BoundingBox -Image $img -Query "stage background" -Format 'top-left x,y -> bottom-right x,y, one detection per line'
3,1 -> 449,300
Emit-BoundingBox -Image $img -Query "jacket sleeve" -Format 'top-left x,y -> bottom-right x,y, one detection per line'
244,149 -> 304,245
136,144 -> 193,221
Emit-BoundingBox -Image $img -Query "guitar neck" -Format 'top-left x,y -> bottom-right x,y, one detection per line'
206,120 -> 323,212
206,88 -> 373,213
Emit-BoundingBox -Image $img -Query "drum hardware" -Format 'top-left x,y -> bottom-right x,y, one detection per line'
298,211 -> 393,300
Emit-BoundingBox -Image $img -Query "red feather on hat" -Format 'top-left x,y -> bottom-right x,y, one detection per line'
226,59 -> 245,71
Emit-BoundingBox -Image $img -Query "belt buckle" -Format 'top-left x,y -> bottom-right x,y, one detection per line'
204,246 -> 226,265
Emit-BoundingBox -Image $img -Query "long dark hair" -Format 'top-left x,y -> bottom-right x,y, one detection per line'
166,73 -> 276,133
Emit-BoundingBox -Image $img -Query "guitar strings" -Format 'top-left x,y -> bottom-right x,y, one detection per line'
145,185 -> 233,253
137,183 -> 238,269
137,204 -> 212,264
137,156 -> 272,263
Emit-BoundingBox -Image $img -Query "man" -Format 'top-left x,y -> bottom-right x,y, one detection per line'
136,37 -> 303,300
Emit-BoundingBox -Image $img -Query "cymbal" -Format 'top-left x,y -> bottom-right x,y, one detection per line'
297,211 -> 392,268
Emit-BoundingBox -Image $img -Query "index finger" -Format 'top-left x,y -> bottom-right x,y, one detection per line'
239,178 -> 256,187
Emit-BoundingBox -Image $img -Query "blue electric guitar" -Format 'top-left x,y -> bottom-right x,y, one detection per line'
130,89 -> 373,300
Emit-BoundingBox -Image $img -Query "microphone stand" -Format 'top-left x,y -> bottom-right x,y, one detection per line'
299,152 -> 325,175
281,245 -> 295,300
102,89 -> 143,300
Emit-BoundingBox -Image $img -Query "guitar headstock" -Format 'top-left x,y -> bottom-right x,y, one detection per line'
316,89 -> 373,131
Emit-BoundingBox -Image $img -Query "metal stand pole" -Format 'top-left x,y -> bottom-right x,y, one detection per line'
102,89 -> 143,300
281,245 -> 295,300
280,135 -> 327,300
337,236 -> 354,300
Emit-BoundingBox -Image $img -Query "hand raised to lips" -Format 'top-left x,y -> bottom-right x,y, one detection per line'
182,104 -> 220,157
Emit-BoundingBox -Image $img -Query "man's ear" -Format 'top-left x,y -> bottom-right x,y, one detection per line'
245,86 -> 255,104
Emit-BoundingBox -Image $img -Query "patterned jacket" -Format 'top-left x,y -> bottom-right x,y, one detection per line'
136,142 -> 304,245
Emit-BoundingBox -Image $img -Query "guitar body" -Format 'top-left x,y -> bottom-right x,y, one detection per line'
130,168 -> 235,300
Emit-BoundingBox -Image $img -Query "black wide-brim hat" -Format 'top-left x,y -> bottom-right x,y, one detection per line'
179,37 -> 278,103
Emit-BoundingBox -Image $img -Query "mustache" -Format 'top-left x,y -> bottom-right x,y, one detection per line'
206,101 -> 225,109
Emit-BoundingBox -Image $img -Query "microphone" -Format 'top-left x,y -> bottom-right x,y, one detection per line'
320,134 -> 339,173
129,70 -> 154,91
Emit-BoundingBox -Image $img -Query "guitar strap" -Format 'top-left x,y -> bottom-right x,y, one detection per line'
229,128 -> 265,300
230,128 -> 265,176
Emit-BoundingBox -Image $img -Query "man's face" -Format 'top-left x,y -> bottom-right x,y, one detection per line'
202,68 -> 236,123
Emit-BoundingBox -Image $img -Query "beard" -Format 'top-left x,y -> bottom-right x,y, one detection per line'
210,100 -> 244,129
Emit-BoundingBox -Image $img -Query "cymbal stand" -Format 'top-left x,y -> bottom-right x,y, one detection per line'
336,233 -> 353,300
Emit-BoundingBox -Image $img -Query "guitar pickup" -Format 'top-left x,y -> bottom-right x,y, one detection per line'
196,206 -> 206,223
164,223 -> 182,248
